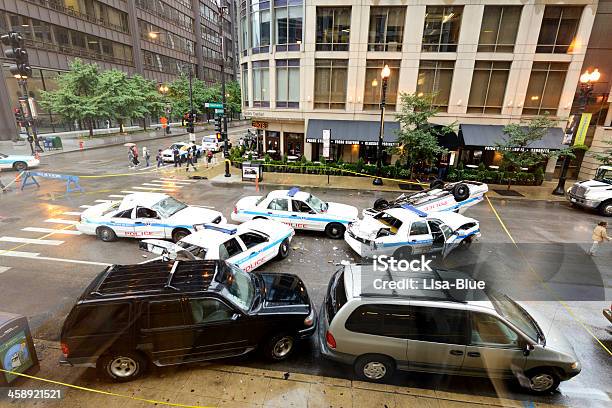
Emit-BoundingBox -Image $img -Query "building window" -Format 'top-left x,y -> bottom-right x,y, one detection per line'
276,59 -> 300,108
523,62 -> 569,115
536,6 -> 583,54
416,60 -> 455,111
252,60 -> 269,107
284,132 -> 304,157
314,59 -> 348,109
363,60 -> 400,111
250,0 -> 271,54
467,61 -> 511,114
368,7 -> 405,52
242,63 -> 249,107
422,6 -> 463,52
478,6 -> 522,53
275,0 -> 303,51
316,7 -> 351,51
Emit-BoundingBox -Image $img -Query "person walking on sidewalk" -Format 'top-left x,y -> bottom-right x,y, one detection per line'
156,149 -> 163,168
143,146 -> 150,168
185,148 -> 197,172
589,221 -> 610,256
128,147 -> 135,168
131,145 -> 140,167
206,150 -> 213,167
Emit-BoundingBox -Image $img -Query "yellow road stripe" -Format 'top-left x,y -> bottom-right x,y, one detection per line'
485,195 -> 612,357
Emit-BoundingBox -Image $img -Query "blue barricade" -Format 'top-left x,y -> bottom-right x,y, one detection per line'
21,171 -> 84,193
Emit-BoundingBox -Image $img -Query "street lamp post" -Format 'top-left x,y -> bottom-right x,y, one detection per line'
373,64 -> 391,186
158,84 -> 171,134
215,1 -> 231,177
552,68 -> 600,195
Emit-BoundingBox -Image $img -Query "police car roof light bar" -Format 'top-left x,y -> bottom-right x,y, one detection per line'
203,224 -> 237,234
401,204 -> 428,217
287,187 -> 300,197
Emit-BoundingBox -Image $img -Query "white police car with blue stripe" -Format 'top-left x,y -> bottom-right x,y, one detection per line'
139,219 -> 294,272
77,192 -> 225,242
0,153 -> 39,171
345,204 -> 481,259
231,188 -> 359,239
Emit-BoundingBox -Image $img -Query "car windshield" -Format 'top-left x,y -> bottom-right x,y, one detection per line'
256,195 -> 267,205
218,263 -> 255,312
594,168 -> 612,184
203,137 -> 216,143
488,291 -> 542,343
151,197 -> 188,217
101,202 -> 120,216
306,194 -> 328,212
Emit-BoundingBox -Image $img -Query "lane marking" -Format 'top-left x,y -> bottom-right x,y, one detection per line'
485,196 -> 612,358
95,199 -> 112,203
44,219 -> 79,225
22,227 -> 82,236
108,194 -> 125,198
131,186 -> 177,191
80,205 -> 92,208
0,237 -> 64,246
120,190 -> 140,194
150,179 -> 191,185
141,183 -> 184,188
160,177 -> 198,183
0,250 -> 41,258
6,254 -> 111,266
0,266 -> 10,274
63,211 -> 82,216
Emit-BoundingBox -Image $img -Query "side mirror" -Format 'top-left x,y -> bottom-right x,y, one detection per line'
522,343 -> 534,356
231,313 -> 240,321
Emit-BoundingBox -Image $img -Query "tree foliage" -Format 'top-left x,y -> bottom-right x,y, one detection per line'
591,138 -> 612,166
98,69 -> 147,133
392,93 -> 450,176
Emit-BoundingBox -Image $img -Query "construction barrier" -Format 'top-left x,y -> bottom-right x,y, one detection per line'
21,171 -> 84,193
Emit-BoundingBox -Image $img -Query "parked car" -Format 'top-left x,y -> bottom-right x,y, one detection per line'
363,181 -> 488,218
567,165 -> 612,216
60,259 -> 317,381
160,142 -> 201,163
201,135 -> 221,153
345,205 -> 480,258
139,220 -> 294,272
0,153 -> 39,171
77,193 -> 225,242
231,187 -> 359,239
319,263 -> 581,394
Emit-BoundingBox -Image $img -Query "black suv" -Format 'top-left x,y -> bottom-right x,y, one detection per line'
60,260 -> 316,381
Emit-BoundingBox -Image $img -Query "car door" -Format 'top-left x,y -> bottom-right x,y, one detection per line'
406,304 -> 468,374
427,218 -> 446,253
0,153 -> 10,169
108,208 -> 136,237
219,237 -> 246,265
265,198 -> 293,226
406,220 -> 434,254
290,199 -> 318,230
133,207 -> 166,239
235,231 -> 271,272
183,297 -> 252,359
461,311 -> 526,378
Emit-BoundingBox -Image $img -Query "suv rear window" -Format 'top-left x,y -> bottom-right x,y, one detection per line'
67,303 -> 130,336
326,269 -> 347,324
345,304 -> 411,338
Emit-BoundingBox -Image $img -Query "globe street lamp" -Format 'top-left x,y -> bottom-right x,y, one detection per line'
373,64 -> 391,186
158,84 -> 171,134
552,68 -> 600,195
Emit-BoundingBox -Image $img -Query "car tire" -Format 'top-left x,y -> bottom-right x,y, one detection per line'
97,351 -> 148,382
598,200 -> 612,217
276,238 -> 290,259
452,183 -> 470,202
429,178 -> 445,189
172,228 -> 191,243
325,223 -> 346,239
263,333 -> 296,361
393,246 -> 413,260
373,198 -> 389,210
524,368 -> 560,394
96,227 -> 117,242
354,354 -> 395,383
13,161 -> 27,172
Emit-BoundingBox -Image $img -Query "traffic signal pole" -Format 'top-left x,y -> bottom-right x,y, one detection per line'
217,2 -> 231,178
19,79 -> 43,154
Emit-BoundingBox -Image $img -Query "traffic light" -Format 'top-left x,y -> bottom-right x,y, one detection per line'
214,116 -> 222,133
13,107 -> 25,126
1,32 -> 32,78
216,132 -> 222,141
185,110 -> 195,133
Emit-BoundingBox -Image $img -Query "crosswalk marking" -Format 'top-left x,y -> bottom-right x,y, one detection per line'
0,266 -> 10,274
63,211 -> 82,216
0,250 -> 110,266
160,177 -> 198,183
120,191 -> 140,194
108,195 -> 125,198
141,183 -> 184,188
0,237 -> 64,246
80,205 -> 92,209
44,218 -> 79,225
0,250 -> 40,258
131,186 -> 177,191
150,179 -> 191,185
22,227 -> 82,235
95,199 -> 112,203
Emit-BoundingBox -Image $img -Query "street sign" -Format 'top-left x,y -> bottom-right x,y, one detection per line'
205,102 -> 224,109
322,129 -> 331,159
215,108 -> 224,114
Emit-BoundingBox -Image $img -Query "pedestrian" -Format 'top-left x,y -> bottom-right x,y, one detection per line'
207,150 -> 213,166
128,147 -> 135,168
143,146 -> 150,168
173,145 -> 181,168
589,221 -> 610,256
185,148 -> 197,172
191,142 -> 199,163
131,146 -> 140,167
156,149 -> 163,168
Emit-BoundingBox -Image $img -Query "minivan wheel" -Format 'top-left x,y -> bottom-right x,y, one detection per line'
264,333 -> 296,361
325,223 -> 345,239
276,238 -> 290,260
525,369 -> 560,394
98,351 -> 147,382
354,355 -> 395,383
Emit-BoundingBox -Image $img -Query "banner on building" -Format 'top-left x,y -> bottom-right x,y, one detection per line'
573,113 -> 592,146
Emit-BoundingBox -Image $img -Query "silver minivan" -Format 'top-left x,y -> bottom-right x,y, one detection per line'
319,264 -> 581,394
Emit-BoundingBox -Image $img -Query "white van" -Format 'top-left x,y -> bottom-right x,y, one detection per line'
202,135 -> 221,152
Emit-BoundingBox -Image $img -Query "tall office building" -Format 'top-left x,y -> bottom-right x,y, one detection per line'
0,0 -> 240,140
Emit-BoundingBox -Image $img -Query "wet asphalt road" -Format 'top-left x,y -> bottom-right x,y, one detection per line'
0,135 -> 610,407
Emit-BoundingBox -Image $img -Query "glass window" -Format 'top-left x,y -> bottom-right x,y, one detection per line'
422,6 -> 463,52
267,198 -> 289,211
275,0 -> 303,51
68,304 -> 130,336
316,7 -> 351,51
292,200 -> 312,213
467,61 -> 511,114
189,298 -> 234,324
368,7 -> 405,51
363,60 -> 400,111
252,60 -> 269,107
314,59 -> 348,109
239,232 -> 267,249
251,0 -> 271,53
242,63 -> 249,106
536,6 -> 583,54
408,306 -> 468,344
470,312 -> 519,346
276,59 -> 300,108
219,238 -> 243,260
416,60 -> 455,111
31,19 -> 52,43
409,221 -> 429,236
148,300 -> 186,328
523,62 -> 569,115
345,304 -> 411,338
478,6 -> 522,53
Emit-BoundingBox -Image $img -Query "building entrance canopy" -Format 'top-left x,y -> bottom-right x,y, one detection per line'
305,119 -> 400,146
459,124 -> 566,153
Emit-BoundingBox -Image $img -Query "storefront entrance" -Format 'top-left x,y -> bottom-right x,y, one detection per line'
284,133 -> 304,158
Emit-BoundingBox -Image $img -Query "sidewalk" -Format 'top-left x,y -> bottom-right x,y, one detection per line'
211,171 -> 570,203
0,120 -> 250,157
7,339 -> 569,408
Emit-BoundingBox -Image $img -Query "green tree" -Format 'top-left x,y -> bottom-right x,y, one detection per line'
225,80 -> 242,117
392,93 -> 451,177
98,69 -> 148,133
39,58 -> 106,138
591,139 -> 612,166
167,75 -> 214,117
130,75 -> 165,130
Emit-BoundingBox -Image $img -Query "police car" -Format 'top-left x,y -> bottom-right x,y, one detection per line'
363,180 -> 488,217
0,153 -> 39,172
231,187 -> 359,239
345,204 -> 481,258
160,142 -> 201,162
139,220 -> 294,272
77,193 -> 226,242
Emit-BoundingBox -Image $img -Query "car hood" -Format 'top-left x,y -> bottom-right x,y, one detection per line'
432,212 -> 479,231
236,195 -> 263,209
169,206 -> 224,224
575,179 -> 612,189
325,202 -> 359,221
244,219 -> 293,238
258,272 -> 310,314
348,217 -> 385,240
